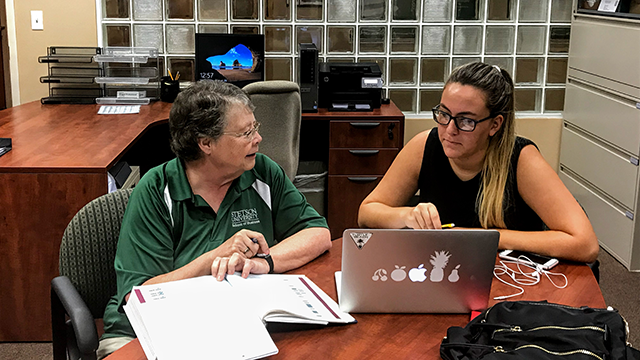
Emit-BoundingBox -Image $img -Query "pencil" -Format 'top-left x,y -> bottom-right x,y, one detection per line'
175,71 -> 180,81
168,69 -> 174,81
441,223 -> 455,229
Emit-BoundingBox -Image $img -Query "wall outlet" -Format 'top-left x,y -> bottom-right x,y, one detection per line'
31,10 -> 43,31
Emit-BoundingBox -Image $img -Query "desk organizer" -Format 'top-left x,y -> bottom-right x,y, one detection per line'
94,47 -> 160,105
39,47 -> 104,104
39,46 -> 161,105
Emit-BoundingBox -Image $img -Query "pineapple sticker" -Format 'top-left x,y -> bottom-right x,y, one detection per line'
429,251 -> 451,282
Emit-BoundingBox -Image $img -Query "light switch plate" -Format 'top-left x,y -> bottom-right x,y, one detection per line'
31,10 -> 43,31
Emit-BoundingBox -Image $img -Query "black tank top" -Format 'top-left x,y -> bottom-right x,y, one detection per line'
418,128 -> 544,230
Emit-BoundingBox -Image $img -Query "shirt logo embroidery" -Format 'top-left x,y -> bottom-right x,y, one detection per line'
231,208 -> 260,227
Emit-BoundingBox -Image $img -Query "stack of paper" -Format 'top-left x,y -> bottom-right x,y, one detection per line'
125,274 -> 355,360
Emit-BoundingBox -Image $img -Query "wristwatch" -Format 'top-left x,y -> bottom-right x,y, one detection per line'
256,253 -> 274,274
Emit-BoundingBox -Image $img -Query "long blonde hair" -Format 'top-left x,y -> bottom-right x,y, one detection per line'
446,63 -> 516,229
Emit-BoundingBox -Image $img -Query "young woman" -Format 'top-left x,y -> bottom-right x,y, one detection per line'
358,62 -> 598,263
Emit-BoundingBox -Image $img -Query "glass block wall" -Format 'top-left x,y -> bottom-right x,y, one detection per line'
97,0 -> 572,115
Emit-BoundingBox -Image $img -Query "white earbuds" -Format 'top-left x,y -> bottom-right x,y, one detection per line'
493,258 -> 567,300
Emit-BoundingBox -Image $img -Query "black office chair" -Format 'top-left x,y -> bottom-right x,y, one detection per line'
51,188 -> 133,360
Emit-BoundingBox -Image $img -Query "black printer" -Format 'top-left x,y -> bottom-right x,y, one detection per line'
318,62 -> 383,111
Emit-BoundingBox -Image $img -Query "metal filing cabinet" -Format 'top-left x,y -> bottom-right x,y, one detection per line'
561,12 -> 640,270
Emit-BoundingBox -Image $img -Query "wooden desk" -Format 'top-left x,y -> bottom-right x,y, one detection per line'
106,238 -> 605,360
0,101 -> 404,341
0,101 -> 173,341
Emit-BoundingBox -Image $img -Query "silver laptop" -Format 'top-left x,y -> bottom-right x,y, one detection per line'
339,229 -> 499,313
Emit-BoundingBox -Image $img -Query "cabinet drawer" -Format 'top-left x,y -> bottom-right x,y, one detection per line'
560,169 -> 634,269
327,175 -> 381,239
569,17 -> 640,95
564,80 -> 640,155
329,149 -> 398,175
330,121 -> 400,148
561,125 -> 638,209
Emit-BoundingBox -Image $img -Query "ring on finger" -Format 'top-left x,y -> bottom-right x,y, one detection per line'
243,247 -> 251,254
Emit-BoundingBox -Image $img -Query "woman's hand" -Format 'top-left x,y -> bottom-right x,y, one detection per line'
136,229 -> 273,288
217,229 -> 270,259
211,253 -> 270,281
402,202 -> 442,229
210,229 -> 271,281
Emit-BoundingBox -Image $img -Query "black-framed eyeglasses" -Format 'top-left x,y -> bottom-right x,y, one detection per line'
222,121 -> 261,141
431,106 -> 494,132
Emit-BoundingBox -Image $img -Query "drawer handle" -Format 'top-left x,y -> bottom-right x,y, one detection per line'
348,150 -> 379,156
347,177 -> 378,183
350,122 -> 380,128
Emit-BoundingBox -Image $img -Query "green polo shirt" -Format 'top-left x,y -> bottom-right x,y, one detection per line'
102,153 -> 328,339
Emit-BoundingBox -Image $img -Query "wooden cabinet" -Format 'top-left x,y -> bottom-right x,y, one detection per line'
303,103 -> 404,239
328,149 -> 398,175
561,13 -> 640,270
0,101 -> 172,341
327,176 -> 382,239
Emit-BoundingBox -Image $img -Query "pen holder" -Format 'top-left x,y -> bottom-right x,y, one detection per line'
160,76 -> 180,103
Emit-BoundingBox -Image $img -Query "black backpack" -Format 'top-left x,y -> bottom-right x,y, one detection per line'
441,301 -> 640,360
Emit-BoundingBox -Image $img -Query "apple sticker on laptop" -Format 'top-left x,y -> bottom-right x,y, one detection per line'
408,264 -> 428,282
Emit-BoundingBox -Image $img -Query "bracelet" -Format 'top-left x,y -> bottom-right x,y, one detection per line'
256,253 -> 274,274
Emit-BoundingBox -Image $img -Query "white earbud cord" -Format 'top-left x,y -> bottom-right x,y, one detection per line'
493,256 -> 568,300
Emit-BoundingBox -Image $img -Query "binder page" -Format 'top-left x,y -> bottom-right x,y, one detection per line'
129,276 -> 278,360
123,302 -> 157,360
226,274 -> 355,325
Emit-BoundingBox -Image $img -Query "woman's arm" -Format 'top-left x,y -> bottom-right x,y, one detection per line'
139,228 -> 271,285
267,227 -> 332,272
497,145 -> 599,263
358,130 -> 443,229
209,227 -> 332,280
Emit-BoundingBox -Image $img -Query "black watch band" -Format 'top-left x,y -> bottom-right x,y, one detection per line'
257,253 -> 274,274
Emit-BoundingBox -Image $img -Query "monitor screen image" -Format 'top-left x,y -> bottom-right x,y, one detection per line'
195,33 -> 265,88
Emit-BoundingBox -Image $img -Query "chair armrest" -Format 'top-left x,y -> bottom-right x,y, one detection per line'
51,276 -> 99,359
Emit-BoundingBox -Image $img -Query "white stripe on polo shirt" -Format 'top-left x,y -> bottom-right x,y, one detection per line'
251,179 -> 272,210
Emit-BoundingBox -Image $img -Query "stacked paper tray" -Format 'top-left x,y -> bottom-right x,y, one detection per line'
39,46 -> 103,104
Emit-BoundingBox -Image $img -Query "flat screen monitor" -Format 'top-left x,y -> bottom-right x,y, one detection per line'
195,33 -> 265,88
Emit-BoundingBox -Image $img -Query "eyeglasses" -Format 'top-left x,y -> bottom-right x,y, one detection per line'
222,121 -> 261,141
432,106 -> 494,132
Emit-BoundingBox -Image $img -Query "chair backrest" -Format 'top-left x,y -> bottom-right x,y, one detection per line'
59,188 -> 133,319
243,81 -> 301,181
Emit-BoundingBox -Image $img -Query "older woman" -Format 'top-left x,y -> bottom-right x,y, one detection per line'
98,80 -> 331,358
358,62 -> 598,263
